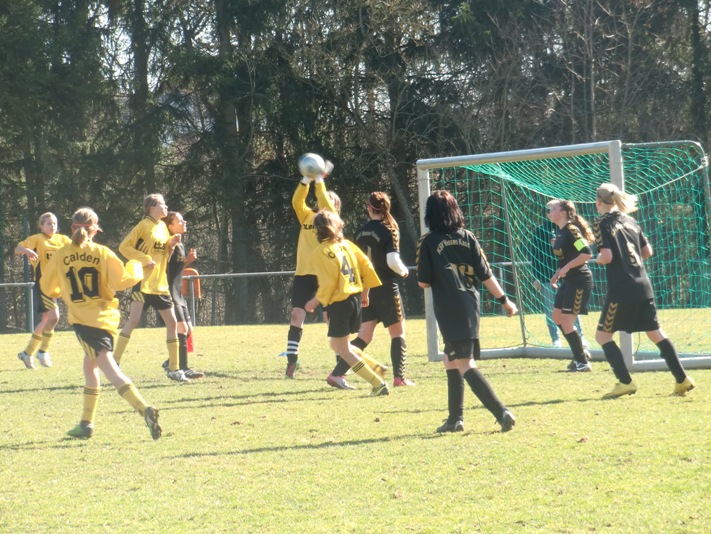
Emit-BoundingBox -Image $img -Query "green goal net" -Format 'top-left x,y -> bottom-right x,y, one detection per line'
416,140 -> 711,371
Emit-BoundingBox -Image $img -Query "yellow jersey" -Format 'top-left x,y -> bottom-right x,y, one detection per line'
40,241 -> 143,336
293,181 -> 337,276
119,216 -> 171,295
17,232 -> 72,281
312,239 -> 382,306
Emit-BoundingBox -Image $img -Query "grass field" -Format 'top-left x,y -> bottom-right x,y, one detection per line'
1,319 -> 709,533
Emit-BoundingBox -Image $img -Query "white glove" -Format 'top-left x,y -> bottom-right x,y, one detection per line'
316,160 -> 334,183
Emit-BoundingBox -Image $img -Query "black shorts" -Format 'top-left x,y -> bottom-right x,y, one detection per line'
327,294 -> 362,338
291,275 -> 318,309
553,279 -> 592,315
73,324 -> 114,360
131,284 -> 174,311
361,284 -> 404,327
443,339 -> 481,361
597,297 -> 660,334
33,281 -> 58,314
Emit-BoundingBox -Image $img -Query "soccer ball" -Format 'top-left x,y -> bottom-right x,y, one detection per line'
298,152 -> 326,179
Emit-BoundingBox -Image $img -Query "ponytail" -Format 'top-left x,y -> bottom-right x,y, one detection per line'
70,207 -> 101,247
597,183 -> 638,213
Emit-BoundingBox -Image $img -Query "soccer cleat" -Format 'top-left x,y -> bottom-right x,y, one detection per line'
566,360 -> 577,372
602,381 -> 637,399
372,363 -> 389,379
393,377 -> 416,387
37,351 -> 53,367
552,339 -> 563,348
183,369 -> 205,379
285,361 -> 300,379
144,406 -> 162,440
161,359 -> 169,371
278,352 -> 289,357
436,419 -> 464,433
67,422 -> 94,439
498,410 -> 516,432
326,374 -> 356,390
568,362 -> 592,373
18,351 -> 36,370
370,382 -> 390,396
167,369 -> 191,383
672,376 -> 695,397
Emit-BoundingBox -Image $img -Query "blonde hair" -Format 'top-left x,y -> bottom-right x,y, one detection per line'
546,198 -> 593,242
596,183 -> 638,213
38,212 -> 57,230
71,207 -> 101,247
327,191 -> 341,214
143,194 -> 165,216
314,209 -> 344,243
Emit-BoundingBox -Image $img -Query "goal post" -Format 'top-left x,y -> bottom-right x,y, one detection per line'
416,140 -> 711,372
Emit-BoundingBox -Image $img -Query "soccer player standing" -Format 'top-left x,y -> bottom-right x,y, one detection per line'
162,211 -> 204,379
15,212 -> 72,369
40,207 -> 161,440
326,192 -> 413,389
279,161 -> 339,379
417,190 -> 517,433
547,199 -> 594,372
593,183 -> 695,398
304,210 -> 389,395
113,194 -> 185,382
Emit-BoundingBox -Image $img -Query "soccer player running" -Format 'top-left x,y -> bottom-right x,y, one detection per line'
40,207 -> 161,440
593,183 -> 695,398
304,210 -> 390,396
161,211 -> 204,379
113,194 -> 186,382
417,190 -> 517,433
15,212 -> 72,369
547,199 -> 594,372
326,192 -> 413,389
279,161 -> 339,379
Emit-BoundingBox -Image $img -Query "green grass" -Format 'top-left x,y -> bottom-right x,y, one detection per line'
1,319 -> 709,533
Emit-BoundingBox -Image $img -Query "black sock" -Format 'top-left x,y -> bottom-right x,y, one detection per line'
331,354 -> 351,376
390,337 -> 406,378
462,368 -> 505,419
601,341 -> 632,384
351,337 -> 368,351
178,333 -> 188,370
446,369 -> 464,424
657,338 -> 687,383
563,329 -> 587,364
286,325 -> 303,364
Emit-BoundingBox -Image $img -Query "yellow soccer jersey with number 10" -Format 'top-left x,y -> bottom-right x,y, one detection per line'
40,242 -> 143,336
119,216 -> 171,295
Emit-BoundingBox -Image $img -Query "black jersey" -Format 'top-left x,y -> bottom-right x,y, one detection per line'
355,219 -> 400,284
593,211 -> 654,300
552,222 -> 592,283
416,228 -> 493,342
167,242 -> 187,307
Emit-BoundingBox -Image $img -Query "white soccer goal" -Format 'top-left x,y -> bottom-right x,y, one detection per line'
416,140 -> 711,372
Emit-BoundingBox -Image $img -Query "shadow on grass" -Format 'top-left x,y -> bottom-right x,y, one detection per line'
166,429 -> 501,459
0,439 -> 91,452
0,384 -> 81,395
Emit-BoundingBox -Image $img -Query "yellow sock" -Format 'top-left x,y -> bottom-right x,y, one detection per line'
24,334 -> 43,355
81,386 -> 100,424
352,360 -> 383,388
113,333 -> 131,364
167,338 -> 179,371
39,331 -> 54,352
352,347 -> 388,377
117,383 -> 148,416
